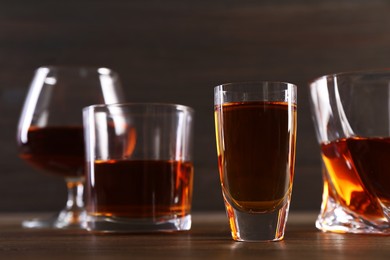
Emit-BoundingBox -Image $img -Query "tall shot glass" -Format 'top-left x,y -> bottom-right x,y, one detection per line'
310,70 -> 390,234
83,103 -> 194,232
214,82 -> 297,241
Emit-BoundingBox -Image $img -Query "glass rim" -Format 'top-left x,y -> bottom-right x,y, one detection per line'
214,81 -> 297,105
214,81 -> 297,90
309,68 -> 390,87
35,65 -> 118,76
83,102 -> 195,114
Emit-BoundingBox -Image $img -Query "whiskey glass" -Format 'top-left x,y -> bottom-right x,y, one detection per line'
17,66 -> 124,229
83,103 -> 194,232
214,82 -> 297,241
309,69 -> 390,234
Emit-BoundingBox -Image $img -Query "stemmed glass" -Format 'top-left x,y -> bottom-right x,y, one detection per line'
17,66 -> 124,229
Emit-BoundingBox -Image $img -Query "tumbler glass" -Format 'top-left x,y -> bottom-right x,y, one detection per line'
83,103 -> 194,232
214,82 -> 297,241
309,69 -> 390,234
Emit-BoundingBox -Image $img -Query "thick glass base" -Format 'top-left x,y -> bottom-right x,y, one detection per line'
22,208 -> 87,229
225,202 -> 290,242
85,214 -> 192,233
316,196 -> 390,235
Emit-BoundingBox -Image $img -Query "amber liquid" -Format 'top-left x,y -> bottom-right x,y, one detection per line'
19,126 -> 85,178
215,101 -> 296,212
86,160 -> 193,218
321,137 -> 390,220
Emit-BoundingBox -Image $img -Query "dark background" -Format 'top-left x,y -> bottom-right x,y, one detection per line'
1,0 -> 389,213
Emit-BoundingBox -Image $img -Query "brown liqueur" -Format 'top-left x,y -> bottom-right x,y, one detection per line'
215,101 -> 296,212
86,159 -> 193,218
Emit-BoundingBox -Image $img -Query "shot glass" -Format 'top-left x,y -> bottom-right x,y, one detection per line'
309,69 -> 390,234
214,82 -> 297,241
83,103 -> 194,232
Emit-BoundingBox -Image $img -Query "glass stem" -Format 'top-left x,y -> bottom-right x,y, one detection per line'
65,179 -> 85,211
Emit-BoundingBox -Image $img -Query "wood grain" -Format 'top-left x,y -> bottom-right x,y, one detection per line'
0,212 -> 389,259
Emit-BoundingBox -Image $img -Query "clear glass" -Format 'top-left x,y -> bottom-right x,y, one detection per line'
214,82 -> 297,241
17,66 -> 124,229
309,69 -> 390,234
83,103 -> 194,232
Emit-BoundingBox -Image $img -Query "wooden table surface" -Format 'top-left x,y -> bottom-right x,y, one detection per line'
0,212 -> 389,259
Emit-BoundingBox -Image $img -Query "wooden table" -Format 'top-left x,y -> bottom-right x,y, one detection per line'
0,212 -> 389,259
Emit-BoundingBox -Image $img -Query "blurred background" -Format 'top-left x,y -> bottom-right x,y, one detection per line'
1,0 -> 389,213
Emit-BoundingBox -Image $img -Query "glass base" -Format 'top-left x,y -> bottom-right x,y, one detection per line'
22,209 -> 87,229
85,214 -> 192,233
225,202 -> 290,242
316,196 -> 390,235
